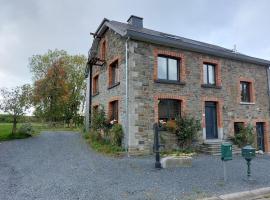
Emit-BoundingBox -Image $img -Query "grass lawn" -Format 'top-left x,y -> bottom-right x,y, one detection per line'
0,123 -> 81,141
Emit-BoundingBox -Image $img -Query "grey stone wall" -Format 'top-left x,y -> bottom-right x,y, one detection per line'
91,29 -> 127,145
90,30 -> 270,155
127,39 -> 270,154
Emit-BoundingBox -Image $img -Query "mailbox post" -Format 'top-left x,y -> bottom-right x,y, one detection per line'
242,145 -> 256,181
221,143 -> 232,182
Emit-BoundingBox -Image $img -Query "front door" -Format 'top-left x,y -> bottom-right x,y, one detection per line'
205,102 -> 218,139
256,122 -> 265,151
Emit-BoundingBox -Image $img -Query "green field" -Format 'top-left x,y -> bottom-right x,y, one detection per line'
0,123 -> 81,141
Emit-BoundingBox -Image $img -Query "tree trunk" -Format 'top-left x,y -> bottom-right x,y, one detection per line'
12,117 -> 17,135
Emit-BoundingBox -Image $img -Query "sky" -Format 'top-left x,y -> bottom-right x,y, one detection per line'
0,0 -> 270,89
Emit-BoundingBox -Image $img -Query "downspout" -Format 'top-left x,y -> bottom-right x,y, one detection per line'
125,37 -> 130,156
89,64 -> 93,130
266,66 -> 270,117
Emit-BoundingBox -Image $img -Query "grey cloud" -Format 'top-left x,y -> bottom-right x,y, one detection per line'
0,0 -> 269,89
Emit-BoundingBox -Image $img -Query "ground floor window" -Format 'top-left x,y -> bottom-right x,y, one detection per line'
109,100 -> 118,122
158,99 -> 181,122
234,122 -> 244,135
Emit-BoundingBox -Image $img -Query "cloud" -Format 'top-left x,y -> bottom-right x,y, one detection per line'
0,0 -> 269,89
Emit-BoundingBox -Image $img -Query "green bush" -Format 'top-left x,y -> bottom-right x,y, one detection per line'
174,115 -> 201,148
17,123 -> 35,136
91,106 -> 109,132
109,124 -> 123,146
230,124 -> 255,148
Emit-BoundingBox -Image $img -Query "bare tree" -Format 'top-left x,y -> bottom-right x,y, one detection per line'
0,85 -> 32,135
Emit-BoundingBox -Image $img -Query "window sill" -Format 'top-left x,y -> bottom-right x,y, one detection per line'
201,84 -> 222,89
240,102 -> 255,105
108,82 -> 120,89
92,92 -> 99,97
154,79 -> 186,85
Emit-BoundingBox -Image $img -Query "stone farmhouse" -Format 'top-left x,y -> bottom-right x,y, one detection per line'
85,15 -> 270,155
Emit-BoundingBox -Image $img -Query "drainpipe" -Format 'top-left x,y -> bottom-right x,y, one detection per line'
125,37 -> 130,156
266,66 -> 270,117
89,64 -> 93,130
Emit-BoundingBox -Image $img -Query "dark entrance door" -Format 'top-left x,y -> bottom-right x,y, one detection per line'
256,122 -> 265,151
205,102 -> 218,139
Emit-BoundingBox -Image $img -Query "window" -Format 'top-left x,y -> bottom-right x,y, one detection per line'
234,122 -> 244,135
93,75 -> 99,95
109,60 -> 119,87
158,56 -> 179,81
158,99 -> 181,122
93,105 -> 99,113
240,81 -> 251,102
203,63 -> 216,85
109,100 -> 118,122
101,40 -> 106,60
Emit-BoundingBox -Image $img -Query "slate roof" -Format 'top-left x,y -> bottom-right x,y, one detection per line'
91,18 -> 270,66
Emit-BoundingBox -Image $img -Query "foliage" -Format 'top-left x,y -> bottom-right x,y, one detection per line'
230,124 -> 255,148
109,124 -> 123,146
86,130 -> 124,156
30,49 -> 87,125
161,148 -> 196,157
33,60 -> 69,122
174,115 -> 201,148
0,84 -> 32,135
17,123 -> 35,136
91,106 -> 109,131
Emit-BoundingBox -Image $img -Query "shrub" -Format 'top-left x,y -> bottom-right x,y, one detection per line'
91,106 -> 109,132
230,124 -> 255,148
109,124 -> 123,146
17,123 -> 35,136
174,115 -> 201,148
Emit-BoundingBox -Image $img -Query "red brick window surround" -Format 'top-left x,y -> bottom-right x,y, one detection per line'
92,74 -> 99,95
93,104 -> 99,112
201,97 -> 223,129
153,49 -> 186,83
154,94 -> 187,123
108,58 -> 120,88
238,77 -> 255,104
108,99 -> 119,123
100,39 -> 106,60
201,59 -> 221,88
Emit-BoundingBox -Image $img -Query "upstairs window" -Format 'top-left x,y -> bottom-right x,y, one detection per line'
109,60 -> 119,87
158,56 -> 180,81
101,40 -> 106,60
93,75 -> 99,95
203,63 -> 216,85
109,100 -> 118,122
240,81 -> 251,102
158,99 -> 181,122
234,122 -> 244,135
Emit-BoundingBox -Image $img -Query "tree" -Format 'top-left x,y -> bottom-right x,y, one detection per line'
30,49 -> 86,125
33,60 -> 69,122
0,85 -> 32,135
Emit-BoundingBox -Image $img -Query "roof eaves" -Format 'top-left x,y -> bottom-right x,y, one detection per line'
126,29 -> 270,66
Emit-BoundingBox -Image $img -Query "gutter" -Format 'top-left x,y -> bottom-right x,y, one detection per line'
125,37 -> 130,156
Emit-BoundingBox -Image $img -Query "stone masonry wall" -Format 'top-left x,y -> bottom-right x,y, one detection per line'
128,39 -> 270,154
91,29 -> 127,145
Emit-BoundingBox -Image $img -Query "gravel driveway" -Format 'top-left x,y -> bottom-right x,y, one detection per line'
1,132 -> 270,200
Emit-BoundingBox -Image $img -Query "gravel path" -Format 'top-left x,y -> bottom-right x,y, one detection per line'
1,132 -> 270,200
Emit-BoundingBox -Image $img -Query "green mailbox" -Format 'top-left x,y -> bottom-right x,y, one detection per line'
242,145 -> 256,160
221,143 -> 232,161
